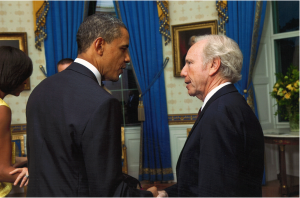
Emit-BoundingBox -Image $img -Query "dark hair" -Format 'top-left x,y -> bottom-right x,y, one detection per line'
57,58 -> 74,67
76,14 -> 127,54
0,46 -> 33,94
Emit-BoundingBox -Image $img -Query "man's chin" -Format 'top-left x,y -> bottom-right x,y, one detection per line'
104,75 -> 120,82
111,77 -> 120,82
187,91 -> 196,97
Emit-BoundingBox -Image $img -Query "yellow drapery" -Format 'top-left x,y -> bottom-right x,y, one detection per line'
33,1 -> 49,51
33,1 -> 44,31
156,1 -> 171,45
216,1 -> 228,34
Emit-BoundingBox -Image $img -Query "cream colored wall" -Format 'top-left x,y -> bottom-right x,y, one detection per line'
0,1 -> 46,124
163,1 -> 218,114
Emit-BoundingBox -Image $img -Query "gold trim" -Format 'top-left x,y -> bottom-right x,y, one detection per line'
187,128 -> 192,136
247,87 -> 255,113
115,0 -> 122,20
34,0 -> 49,51
247,1 -> 264,88
121,127 -> 128,174
157,1 -> 171,45
141,167 -> 173,175
168,114 -> 197,125
216,1 -> 228,34
172,20 -> 218,77
11,132 -> 26,156
11,124 -> 27,133
279,145 -> 285,152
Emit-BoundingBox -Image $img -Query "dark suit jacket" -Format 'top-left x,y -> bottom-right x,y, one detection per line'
26,62 -> 152,197
165,84 -> 264,197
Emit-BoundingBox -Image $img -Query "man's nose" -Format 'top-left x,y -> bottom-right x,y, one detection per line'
125,51 -> 130,63
180,64 -> 187,77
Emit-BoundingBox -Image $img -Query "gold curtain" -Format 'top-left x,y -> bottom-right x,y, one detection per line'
156,1 -> 171,45
216,1 -> 228,34
33,1 -> 49,51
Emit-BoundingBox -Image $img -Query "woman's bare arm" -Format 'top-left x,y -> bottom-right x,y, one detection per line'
0,105 -> 28,185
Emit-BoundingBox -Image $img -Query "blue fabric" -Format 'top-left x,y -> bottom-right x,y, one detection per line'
226,1 -> 267,185
117,1 -> 173,181
44,1 -> 84,77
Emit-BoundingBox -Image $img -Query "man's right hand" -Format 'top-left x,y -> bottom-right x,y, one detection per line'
146,186 -> 158,197
157,190 -> 168,197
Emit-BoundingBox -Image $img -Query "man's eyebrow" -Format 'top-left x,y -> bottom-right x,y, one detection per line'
121,45 -> 129,48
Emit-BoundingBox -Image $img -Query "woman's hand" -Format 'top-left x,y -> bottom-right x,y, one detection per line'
9,167 -> 29,187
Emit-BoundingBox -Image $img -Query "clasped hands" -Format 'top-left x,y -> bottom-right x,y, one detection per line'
146,186 -> 168,197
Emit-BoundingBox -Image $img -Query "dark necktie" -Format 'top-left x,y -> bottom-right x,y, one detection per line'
197,108 -> 202,118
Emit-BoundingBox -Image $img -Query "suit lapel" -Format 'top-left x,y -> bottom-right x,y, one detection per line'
66,62 -> 99,84
176,84 -> 238,173
187,84 -> 237,138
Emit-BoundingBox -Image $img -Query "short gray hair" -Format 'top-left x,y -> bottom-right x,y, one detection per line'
195,35 -> 243,83
77,14 -> 127,54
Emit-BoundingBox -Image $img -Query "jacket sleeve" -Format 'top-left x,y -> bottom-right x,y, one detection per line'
81,97 -> 152,197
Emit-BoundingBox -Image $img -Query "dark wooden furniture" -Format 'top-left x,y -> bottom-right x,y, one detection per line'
264,129 -> 299,197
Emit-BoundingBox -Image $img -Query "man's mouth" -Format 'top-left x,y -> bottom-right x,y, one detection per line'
185,81 -> 191,89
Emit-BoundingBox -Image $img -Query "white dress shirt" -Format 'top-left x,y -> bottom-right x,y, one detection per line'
74,58 -> 102,86
201,82 -> 232,111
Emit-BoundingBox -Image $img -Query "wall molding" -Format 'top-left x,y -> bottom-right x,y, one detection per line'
11,123 -> 27,133
168,114 -> 197,125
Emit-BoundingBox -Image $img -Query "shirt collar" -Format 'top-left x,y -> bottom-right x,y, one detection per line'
201,82 -> 232,110
74,58 -> 101,86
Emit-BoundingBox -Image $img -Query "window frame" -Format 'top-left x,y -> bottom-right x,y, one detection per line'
269,1 -> 299,126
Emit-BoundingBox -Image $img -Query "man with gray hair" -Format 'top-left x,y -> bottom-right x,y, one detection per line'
26,14 -> 157,197
158,35 -> 264,197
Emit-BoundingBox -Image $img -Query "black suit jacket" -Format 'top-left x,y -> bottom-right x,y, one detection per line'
165,84 -> 264,197
26,63 -> 152,197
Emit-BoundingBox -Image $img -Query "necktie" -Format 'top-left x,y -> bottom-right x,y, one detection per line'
197,108 -> 202,118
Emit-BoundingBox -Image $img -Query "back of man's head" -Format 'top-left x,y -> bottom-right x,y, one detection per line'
195,35 -> 243,83
76,14 -> 127,54
57,58 -> 74,72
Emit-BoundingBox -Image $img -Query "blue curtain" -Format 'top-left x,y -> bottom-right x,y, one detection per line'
226,1 -> 267,185
116,1 -> 173,182
44,1 -> 85,77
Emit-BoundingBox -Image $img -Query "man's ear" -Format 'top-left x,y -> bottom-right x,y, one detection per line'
208,57 -> 221,76
94,37 -> 105,56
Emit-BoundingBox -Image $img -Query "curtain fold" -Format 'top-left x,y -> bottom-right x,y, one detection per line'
226,0 -> 267,185
116,1 -> 173,182
44,1 -> 85,77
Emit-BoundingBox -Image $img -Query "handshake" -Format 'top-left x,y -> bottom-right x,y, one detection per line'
147,187 -> 168,197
